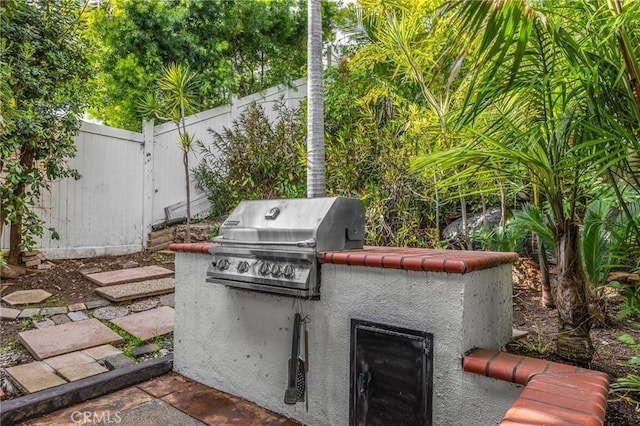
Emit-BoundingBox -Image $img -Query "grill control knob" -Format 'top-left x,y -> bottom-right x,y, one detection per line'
258,261 -> 271,276
217,258 -> 230,271
270,264 -> 282,277
237,261 -> 250,273
283,264 -> 295,279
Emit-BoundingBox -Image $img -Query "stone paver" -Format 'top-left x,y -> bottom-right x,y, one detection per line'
18,308 -> 40,319
103,353 -> 135,370
137,373 -> 196,398
86,265 -> 174,287
79,267 -> 102,276
0,307 -> 21,320
129,299 -> 159,312
18,318 -> 123,360
33,318 -> 55,329
95,278 -> 175,302
93,305 -> 129,320
111,306 -> 174,341
82,344 -> 123,360
159,293 -> 175,307
6,361 -> 67,394
1,289 -> 52,305
19,387 -> 156,426
43,351 -> 96,370
114,399 -> 206,426
85,298 -> 111,309
121,261 -> 139,269
57,361 -> 109,381
51,314 -> 72,325
41,306 -> 68,316
132,343 -> 160,357
161,382 -> 300,426
68,302 -> 86,312
68,311 -> 89,322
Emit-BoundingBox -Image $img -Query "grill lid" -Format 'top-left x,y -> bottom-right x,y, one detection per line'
214,197 -> 365,252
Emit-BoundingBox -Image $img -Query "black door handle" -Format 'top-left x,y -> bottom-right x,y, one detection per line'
358,371 -> 371,396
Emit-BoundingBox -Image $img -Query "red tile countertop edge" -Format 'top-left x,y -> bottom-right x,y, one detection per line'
463,348 -> 609,425
169,242 -> 217,254
320,246 -> 518,274
170,244 -> 518,274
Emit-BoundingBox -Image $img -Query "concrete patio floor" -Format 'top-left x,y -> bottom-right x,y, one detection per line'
20,372 -> 300,426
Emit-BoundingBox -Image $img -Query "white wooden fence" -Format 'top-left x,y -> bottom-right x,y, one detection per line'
1,79 -> 306,259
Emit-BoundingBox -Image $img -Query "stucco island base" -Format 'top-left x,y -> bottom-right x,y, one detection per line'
172,246 -> 520,425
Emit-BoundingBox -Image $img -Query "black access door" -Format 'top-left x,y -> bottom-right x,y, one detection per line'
350,319 -> 433,426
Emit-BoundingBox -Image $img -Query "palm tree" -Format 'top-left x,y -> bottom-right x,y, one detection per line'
139,63 -> 200,241
307,0 -> 325,198
414,0 -> 639,362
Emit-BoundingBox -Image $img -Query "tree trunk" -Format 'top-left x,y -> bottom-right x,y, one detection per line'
8,222 -> 21,265
537,236 -> 555,308
183,151 -> 191,243
499,181 -> 506,228
8,146 -> 36,265
306,0 -> 325,198
460,193 -> 470,249
553,221 -> 593,363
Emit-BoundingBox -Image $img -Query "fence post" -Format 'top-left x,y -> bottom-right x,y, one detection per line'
142,119 -> 155,249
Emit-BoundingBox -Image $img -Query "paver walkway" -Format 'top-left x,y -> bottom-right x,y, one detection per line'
95,278 -> 174,302
22,373 -> 300,426
2,289 -> 52,305
111,306 -> 175,341
7,345 -> 126,395
5,362 -> 67,394
85,266 -> 174,287
2,263 -> 178,399
18,319 -> 123,360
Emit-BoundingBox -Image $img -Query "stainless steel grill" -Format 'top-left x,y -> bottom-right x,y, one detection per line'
206,197 -> 365,297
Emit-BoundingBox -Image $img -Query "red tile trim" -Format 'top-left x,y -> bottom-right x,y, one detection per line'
169,243 -> 217,254
173,244 -> 518,274
320,246 -> 517,274
463,348 -> 609,426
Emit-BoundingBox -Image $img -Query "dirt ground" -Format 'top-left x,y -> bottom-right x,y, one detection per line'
510,259 -> 640,425
1,252 -> 639,424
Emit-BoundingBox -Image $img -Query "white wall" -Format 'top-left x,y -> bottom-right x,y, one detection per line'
1,122 -> 146,259
1,79 -> 306,259
173,252 -> 520,426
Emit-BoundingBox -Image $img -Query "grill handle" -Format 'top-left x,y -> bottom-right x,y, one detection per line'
213,237 -> 316,248
284,313 -> 302,404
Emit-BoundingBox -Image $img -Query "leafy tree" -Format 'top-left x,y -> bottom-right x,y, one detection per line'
412,0 -> 640,362
0,0 -> 91,265
84,0 -> 340,132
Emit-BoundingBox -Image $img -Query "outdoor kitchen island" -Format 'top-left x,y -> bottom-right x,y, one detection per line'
170,195 -> 518,425
171,238 -> 520,424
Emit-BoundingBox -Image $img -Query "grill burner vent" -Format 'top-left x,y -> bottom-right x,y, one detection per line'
206,197 -> 365,297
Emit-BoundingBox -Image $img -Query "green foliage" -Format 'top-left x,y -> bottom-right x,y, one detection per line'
194,101 -> 306,218
508,335 -> 552,356
611,325 -> 640,408
195,65 -> 446,247
41,295 -> 64,308
0,0 -> 90,262
0,338 -> 20,354
609,282 -> 640,321
84,0 -> 341,131
101,320 -> 143,358
472,225 -> 524,254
